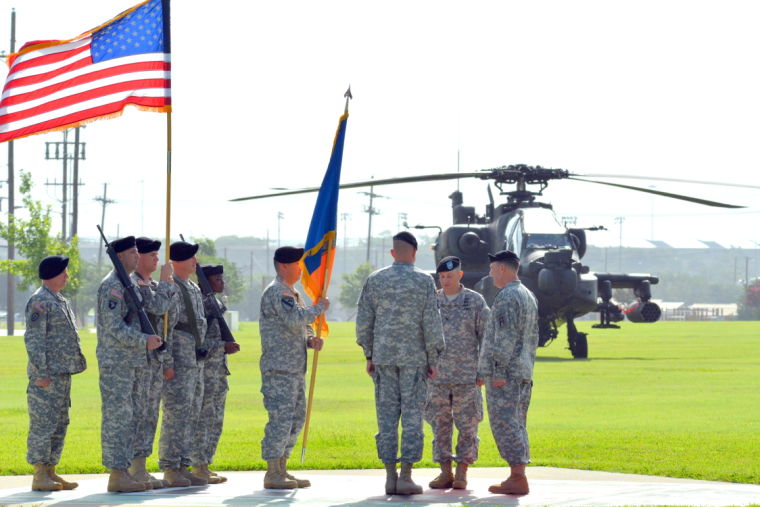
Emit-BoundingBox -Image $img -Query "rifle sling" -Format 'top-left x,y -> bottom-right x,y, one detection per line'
175,280 -> 203,350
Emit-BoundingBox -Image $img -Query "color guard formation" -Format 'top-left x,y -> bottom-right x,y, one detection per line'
22,231 -> 539,498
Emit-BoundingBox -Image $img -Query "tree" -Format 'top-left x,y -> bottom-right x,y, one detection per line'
738,280 -> 760,320
0,171 -> 80,297
339,263 -> 374,310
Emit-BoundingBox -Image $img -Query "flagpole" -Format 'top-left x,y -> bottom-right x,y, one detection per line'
300,261 -> 331,462
163,111 -> 172,339
300,87 -> 351,462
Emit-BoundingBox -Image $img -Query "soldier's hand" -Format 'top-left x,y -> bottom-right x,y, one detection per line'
146,335 -> 163,350
317,297 -> 330,311
163,367 -> 175,381
34,377 -> 51,388
308,337 -> 324,351
366,359 -> 375,376
492,378 -> 507,388
427,365 -> 439,380
224,342 -> 241,354
159,262 -> 174,282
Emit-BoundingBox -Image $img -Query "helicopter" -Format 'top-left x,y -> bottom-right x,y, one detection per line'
232,164 -> 754,358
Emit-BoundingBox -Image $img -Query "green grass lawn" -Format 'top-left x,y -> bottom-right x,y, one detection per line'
1,321 -> 758,484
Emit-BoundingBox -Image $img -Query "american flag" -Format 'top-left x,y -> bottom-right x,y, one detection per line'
0,0 -> 170,143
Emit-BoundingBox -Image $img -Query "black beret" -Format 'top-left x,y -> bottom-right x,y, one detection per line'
111,236 -> 136,254
488,249 -> 520,264
393,231 -> 418,250
201,264 -> 224,277
170,241 -> 199,261
274,246 -> 304,264
39,255 -> 69,280
136,236 -> 161,254
436,256 -> 461,273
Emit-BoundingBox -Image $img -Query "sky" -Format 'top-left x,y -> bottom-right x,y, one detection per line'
1,0 -> 759,251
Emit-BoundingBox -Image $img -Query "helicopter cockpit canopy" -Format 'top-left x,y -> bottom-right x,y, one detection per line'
504,208 -> 572,254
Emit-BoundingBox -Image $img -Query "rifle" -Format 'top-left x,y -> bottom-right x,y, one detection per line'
180,234 -> 236,345
97,225 -> 164,350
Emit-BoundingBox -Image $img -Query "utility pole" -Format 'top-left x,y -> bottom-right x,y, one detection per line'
277,212 -> 284,247
4,8 -> 15,336
359,185 -> 388,263
95,183 -> 116,272
45,130 -> 86,240
614,216 -> 625,271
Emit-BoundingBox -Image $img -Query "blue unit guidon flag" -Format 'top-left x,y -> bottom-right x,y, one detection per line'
300,111 -> 349,336
0,0 -> 170,143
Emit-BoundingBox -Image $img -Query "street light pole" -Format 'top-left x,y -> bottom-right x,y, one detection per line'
614,216 -> 625,271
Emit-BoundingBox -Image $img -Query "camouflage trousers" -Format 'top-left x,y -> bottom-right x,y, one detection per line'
260,372 -> 305,461
373,365 -> 427,464
99,364 -> 140,470
485,378 -> 533,465
26,374 -> 72,465
133,360 -> 163,459
191,346 -> 229,466
424,383 -> 483,464
159,364 -> 202,470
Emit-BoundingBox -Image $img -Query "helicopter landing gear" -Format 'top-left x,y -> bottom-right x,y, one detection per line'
566,317 -> 588,359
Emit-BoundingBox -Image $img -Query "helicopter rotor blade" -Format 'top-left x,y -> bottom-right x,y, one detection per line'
229,172 -> 484,201
568,177 -> 746,208
577,174 -> 760,190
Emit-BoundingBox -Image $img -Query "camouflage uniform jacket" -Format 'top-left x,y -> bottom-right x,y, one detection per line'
259,276 -> 322,374
131,272 -> 177,369
202,294 -> 227,354
478,280 -> 539,382
433,285 -> 490,384
24,286 -> 86,381
356,262 -> 445,367
171,274 -> 207,368
96,270 -> 149,368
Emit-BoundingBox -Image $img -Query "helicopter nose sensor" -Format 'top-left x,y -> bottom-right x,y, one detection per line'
458,231 -> 485,254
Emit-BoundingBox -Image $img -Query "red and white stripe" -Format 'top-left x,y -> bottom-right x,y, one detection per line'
0,36 -> 170,142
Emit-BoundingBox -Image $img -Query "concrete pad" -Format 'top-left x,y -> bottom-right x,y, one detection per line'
1,468 -> 758,506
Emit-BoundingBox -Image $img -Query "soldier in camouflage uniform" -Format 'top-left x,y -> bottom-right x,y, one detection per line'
128,237 -> 176,489
477,250 -> 538,496
259,246 -> 329,490
96,236 -> 164,493
190,264 -> 240,484
425,256 -> 489,490
159,241 -> 208,487
24,255 -> 87,492
356,231 -> 445,496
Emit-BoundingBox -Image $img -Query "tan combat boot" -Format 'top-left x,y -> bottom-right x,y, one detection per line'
452,462 -> 468,489
46,464 -> 78,490
428,461 -> 453,489
384,463 -> 397,495
395,462 -> 423,495
206,465 -> 227,483
192,464 -> 224,484
179,465 -> 208,486
107,469 -> 147,493
280,457 -> 310,488
128,457 -> 165,489
162,468 -> 191,487
263,459 -> 297,489
488,464 -> 529,495
32,463 -> 63,491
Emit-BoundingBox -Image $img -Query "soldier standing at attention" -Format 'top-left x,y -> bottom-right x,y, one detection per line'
477,250 -> 539,496
128,237 -> 176,489
159,241 -> 208,487
425,256 -> 489,490
24,255 -> 86,492
356,231 -> 445,496
259,246 -> 329,490
190,264 -> 240,484
96,237 -> 163,493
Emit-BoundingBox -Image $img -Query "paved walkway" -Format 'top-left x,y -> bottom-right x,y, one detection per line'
1,467 -> 759,506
